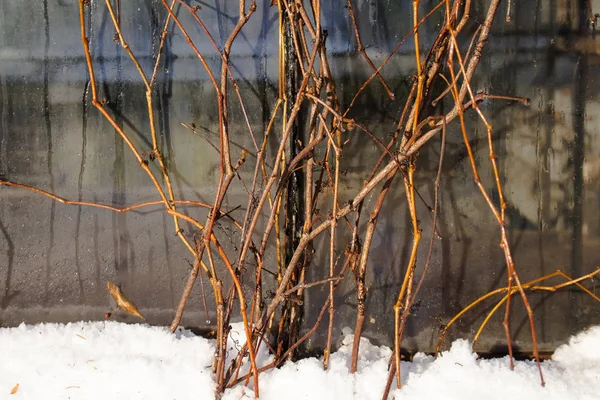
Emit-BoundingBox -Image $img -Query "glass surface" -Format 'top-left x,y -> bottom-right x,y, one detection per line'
0,1 -> 598,352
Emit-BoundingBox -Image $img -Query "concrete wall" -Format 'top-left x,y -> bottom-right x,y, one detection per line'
1,0 -> 599,353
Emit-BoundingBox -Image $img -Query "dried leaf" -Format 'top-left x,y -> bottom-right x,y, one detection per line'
106,281 -> 146,322
10,383 -> 18,395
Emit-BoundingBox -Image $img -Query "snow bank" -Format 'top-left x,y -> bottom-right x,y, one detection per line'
0,322 -> 215,399
1,321 -> 599,399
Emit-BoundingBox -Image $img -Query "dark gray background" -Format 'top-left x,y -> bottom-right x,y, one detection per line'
0,0 -> 599,354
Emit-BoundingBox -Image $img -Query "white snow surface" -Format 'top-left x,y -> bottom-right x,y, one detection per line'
1,321 -> 599,400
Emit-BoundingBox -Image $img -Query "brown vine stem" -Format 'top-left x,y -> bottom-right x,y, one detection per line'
444,0 -> 543,385
431,24 -> 481,107
201,1 -> 259,384
410,0 -> 424,138
78,0 -> 199,260
228,260 -> 353,388
349,167 -> 398,373
401,0 -> 471,144
0,180 -> 211,213
236,35 -> 323,301
389,1 -> 425,385
409,117 -> 446,304
181,123 -> 220,153
505,0 -> 512,23
436,267 -> 600,353
383,117 -> 446,399
149,0 -> 175,87
155,4 -> 260,394
255,84 -> 486,335
295,1 -> 316,38
392,161 -> 420,388
243,100 -> 282,291
158,0 -> 221,303
80,9 -> 242,387
280,0 -> 308,77
175,0 -> 259,152
455,0 -> 472,33
164,1 -> 260,392
63,2 -> 552,397
213,228 -> 260,395
343,0 -> 445,118
0,179 -> 247,233
324,130 -> 341,370
243,77 -> 283,324
219,0 -> 258,173
104,0 -> 183,255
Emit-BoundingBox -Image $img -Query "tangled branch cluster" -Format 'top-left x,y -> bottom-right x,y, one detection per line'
3,0 -> 600,398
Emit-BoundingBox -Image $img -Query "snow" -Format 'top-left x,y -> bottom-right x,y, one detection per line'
1,321 -> 599,400
0,322 -> 215,399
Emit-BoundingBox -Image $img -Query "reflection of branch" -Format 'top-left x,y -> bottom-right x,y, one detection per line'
411,118 -> 446,305
0,219 -> 15,309
344,0 -> 445,117
346,0 -> 395,99
181,123 -> 220,153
